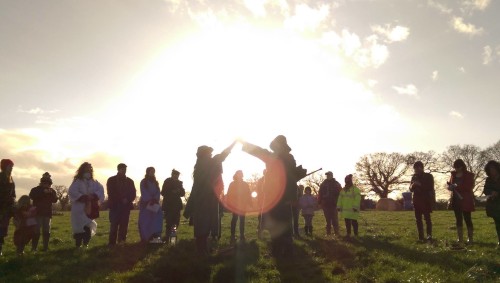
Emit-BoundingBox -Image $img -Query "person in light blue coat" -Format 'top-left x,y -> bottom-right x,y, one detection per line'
138,167 -> 163,243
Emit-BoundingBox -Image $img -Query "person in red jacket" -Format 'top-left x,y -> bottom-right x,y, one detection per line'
447,159 -> 475,245
409,161 -> 435,242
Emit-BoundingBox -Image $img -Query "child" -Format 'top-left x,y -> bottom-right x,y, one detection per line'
337,174 -> 361,238
13,195 -> 37,255
298,186 -> 317,236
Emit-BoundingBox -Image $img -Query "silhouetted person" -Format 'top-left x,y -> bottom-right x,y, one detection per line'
0,159 -> 15,256
107,163 -> 136,246
256,169 -> 267,239
318,171 -> 342,236
483,160 -> 500,247
225,170 -> 251,243
447,159 -> 475,245
409,161 -> 435,242
241,135 -> 306,256
337,174 -> 361,239
184,141 -> 236,255
13,195 -> 37,255
292,185 -> 304,238
29,172 -> 57,251
68,162 -> 105,248
298,186 -> 317,236
161,169 -> 185,240
138,167 -> 163,243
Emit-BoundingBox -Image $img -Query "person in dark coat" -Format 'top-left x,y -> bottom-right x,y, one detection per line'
13,195 -> 37,255
184,141 -> 236,255
29,172 -> 57,251
241,135 -> 307,256
0,159 -> 15,256
291,185 -> 304,238
483,160 -> 500,247
318,171 -> 342,236
447,159 -> 475,245
225,170 -> 252,243
409,161 -> 435,242
256,170 -> 267,239
107,163 -> 136,246
161,169 -> 185,239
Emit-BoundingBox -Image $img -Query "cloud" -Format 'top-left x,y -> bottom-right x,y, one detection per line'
392,84 -> 419,98
451,17 -> 483,36
371,24 -> 410,42
17,107 -> 59,115
483,45 -> 493,65
432,70 -> 439,81
459,66 -> 466,73
367,79 -> 378,88
462,0 -> 491,12
449,111 -> 464,119
284,3 -> 330,32
243,0 -> 268,17
427,0 -> 453,14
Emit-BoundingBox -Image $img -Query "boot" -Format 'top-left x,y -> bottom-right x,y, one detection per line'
32,233 -> 40,252
466,226 -> 473,245
417,226 -> 425,242
456,226 -> 464,244
42,233 -> 50,251
0,244 -> 3,256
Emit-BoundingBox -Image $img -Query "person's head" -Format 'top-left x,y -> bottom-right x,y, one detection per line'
233,170 -> 243,181
304,186 -> 312,195
345,174 -> 353,188
75,162 -> 93,181
298,184 -> 304,193
0,159 -> 14,174
325,171 -> 333,180
453,159 -> 467,173
484,160 -> 500,178
145,167 -> 156,178
413,161 -> 424,174
17,195 -> 31,208
171,169 -> 180,180
270,135 -> 291,153
40,172 -> 53,188
196,145 -> 213,159
117,163 -> 127,176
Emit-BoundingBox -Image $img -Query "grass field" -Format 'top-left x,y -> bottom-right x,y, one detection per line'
0,210 -> 499,283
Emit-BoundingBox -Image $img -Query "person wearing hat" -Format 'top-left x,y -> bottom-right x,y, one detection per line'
161,169 -> 185,241
240,135 -> 307,256
409,161 -> 435,242
318,171 -> 342,236
337,174 -> 361,239
184,141 -> 236,255
29,172 -> 57,251
106,163 -> 136,246
0,159 -> 15,255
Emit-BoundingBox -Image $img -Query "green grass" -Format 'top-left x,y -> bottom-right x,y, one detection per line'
0,210 -> 499,282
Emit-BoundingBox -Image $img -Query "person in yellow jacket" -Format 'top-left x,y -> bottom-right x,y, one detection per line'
337,174 -> 361,238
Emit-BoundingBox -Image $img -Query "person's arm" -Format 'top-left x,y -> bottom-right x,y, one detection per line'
50,189 -> 58,203
457,172 -> 475,194
94,181 -> 105,203
130,180 -> 137,203
178,181 -> 186,197
241,141 -> 271,162
337,191 -> 343,211
214,141 -> 237,163
160,180 -> 168,197
106,177 -> 115,203
353,187 -> 361,211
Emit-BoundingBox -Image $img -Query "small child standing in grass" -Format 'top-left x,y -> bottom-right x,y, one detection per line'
13,195 -> 37,255
298,186 -> 317,236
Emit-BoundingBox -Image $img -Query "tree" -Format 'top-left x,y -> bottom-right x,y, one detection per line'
301,172 -> 325,195
53,185 -> 70,211
355,152 -> 412,198
484,140 -> 500,162
406,151 -> 442,173
440,144 -> 488,193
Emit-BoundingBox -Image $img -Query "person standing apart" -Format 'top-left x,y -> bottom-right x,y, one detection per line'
483,160 -> 500,247
0,159 -> 15,256
337,174 -> 361,239
409,161 -> 435,242
29,172 -> 57,251
161,169 -> 185,240
139,167 -> 163,243
68,162 -> 105,248
447,159 -> 475,245
107,163 -> 136,246
318,171 -> 342,236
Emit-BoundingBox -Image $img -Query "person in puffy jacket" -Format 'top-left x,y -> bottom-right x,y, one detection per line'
298,186 -> 317,236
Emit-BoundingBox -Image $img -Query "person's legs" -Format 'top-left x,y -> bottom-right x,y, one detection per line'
415,210 -> 424,240
423,212 -> 432,239
74,232 -> 83,247
32,216 -> 42,251
494,218 -> 500,245
352,220 -> 359,236
41,217 -> 51,251
463,211 -> 473,244
82,226 -> 91,246
118,209 -> 131,243
454,209 -> 464,243
323,206 -> 332,235
292,206 -> 300,236
345,219 -> 351,236
239,215 -> 246,240
109,221 -> 119,246
230,213 -> 238,239
332,207 -> 340,235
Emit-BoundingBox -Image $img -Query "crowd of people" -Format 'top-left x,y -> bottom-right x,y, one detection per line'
0,135 -> 499,257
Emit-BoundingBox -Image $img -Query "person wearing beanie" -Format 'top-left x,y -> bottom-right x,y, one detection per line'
337,174 -> 361,239
29,172 -> 57,251
0,159 -> 15,256
161,169 -> 185,241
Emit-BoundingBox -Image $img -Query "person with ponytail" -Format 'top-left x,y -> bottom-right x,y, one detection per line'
337,174 -> 361,239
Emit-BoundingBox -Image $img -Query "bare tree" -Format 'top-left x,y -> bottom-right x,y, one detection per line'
245,173 -> 262,192
53,185 -> 70,211
301,172 -> 325,195
440,144 -> 488,193
406,151 -> 442,173
355,152 -> 412,198
484,140 -> 500,162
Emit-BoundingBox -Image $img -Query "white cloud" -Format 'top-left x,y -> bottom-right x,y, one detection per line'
371,24 -> 410,42
392,84 -> 419,98
462,0 -> 491,12
284,4 -> 330,32
368,79 -> 378,88
17,107 -> 59,115
432,70 -> 439,81
483,45 -> 493,65
449,111 -> 464,119
428,0 -> 452,14
459,66 -> 466,73
451,17 -> 483,36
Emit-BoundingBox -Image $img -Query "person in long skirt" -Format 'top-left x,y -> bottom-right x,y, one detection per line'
138,167 -> 163,243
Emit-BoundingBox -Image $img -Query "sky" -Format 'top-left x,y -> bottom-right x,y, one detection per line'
1,0 -> 499,197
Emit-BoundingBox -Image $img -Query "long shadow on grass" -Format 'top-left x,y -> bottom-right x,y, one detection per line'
0,242 -> 158,282
128,240 -> 261,283
302,237 -> 364,271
